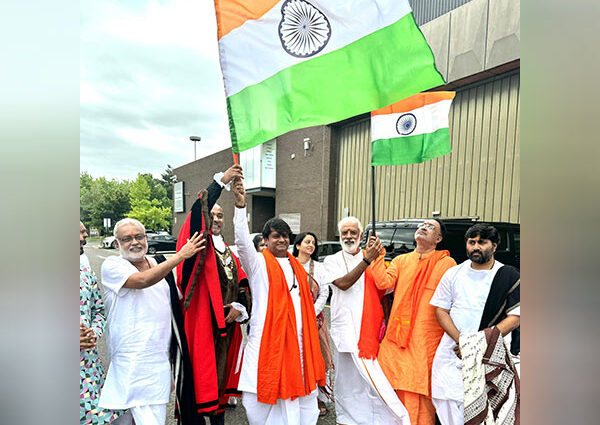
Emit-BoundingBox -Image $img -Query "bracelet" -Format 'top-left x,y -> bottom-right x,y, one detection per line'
362,258 -> 371,266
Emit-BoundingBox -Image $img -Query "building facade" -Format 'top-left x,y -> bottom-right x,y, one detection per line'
173,0 -> 519,243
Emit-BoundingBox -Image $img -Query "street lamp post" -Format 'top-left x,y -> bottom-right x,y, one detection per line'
189,136 -> 201,161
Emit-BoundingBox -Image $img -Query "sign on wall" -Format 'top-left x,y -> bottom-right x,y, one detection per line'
279,213 -> 301,234
240,139 -> 276,189
174,181 -> 185,213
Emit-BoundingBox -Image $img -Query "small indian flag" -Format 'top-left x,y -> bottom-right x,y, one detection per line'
214,0 -> 445,153
370,91 -> 455,166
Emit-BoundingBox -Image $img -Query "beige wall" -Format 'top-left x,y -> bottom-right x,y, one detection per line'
334,71 -> 520,229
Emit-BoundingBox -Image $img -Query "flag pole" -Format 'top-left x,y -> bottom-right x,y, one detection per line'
371,165 -> 376,237
232,151 -> 239,165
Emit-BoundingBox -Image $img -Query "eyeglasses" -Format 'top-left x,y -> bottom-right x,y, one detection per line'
118,234 -> 146,243
417,222 -> 437,231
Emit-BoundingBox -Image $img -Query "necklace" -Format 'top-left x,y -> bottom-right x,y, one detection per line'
288,259 -> 298,292
134,256 -> 151,272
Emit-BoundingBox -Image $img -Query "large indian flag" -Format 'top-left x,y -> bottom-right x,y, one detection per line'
215,0 -> 445,153
371,91 -> 455,166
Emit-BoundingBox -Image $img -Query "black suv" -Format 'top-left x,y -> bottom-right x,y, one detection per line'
360,218 -> 520,269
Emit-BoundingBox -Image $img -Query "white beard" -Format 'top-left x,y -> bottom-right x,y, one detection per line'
120,246 -> 147,262
341,238 -> 359,254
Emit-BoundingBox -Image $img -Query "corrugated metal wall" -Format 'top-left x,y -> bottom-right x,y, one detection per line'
409,0 -> 473,25
334,71 -> 520,229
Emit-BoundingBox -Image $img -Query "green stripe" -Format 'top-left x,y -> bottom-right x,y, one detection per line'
228,13 -> 444,153
371,127 -> 451,165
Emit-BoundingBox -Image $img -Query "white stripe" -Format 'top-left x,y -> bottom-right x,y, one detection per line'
220,0 -> 411,96
370,99 -> 453,141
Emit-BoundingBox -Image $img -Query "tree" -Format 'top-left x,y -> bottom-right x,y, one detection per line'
126,174 -> 171,231
160,164 -> 175,202
80,173 -> 131,234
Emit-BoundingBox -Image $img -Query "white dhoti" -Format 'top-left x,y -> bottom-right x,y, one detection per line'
334,351 -> 411,425
432,398 -> 463,425
110,404 -> 167,425
242,390 -> 319,425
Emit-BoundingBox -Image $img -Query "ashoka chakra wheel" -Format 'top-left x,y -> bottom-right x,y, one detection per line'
396,113 -> 417,136
278,0 -> 331,58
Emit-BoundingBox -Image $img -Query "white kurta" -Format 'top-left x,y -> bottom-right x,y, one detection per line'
99,256 -> 172,410
429,260 -> 520,425
323,250 -> 365,353
233,207 -> 316,424
323,250 -> 411,425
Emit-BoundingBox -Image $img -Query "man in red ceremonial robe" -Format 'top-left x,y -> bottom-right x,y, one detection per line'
164,165 -> 250,425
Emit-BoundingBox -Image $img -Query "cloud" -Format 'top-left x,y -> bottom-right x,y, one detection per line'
81,0 -> 231,180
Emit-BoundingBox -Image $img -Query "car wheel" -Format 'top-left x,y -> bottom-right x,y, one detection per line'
111,240 -> 118,249
147,246 -> 157,255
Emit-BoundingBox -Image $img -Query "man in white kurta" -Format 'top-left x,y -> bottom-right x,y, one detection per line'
429,224 -> 520,425
99,218 -> 204,425
323,217 -> 411,425
231,180 -> 320,425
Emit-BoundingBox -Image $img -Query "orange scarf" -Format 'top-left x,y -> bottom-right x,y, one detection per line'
257,250 -> 326,404
358,265 -> 387,359
389,250 -> 449,348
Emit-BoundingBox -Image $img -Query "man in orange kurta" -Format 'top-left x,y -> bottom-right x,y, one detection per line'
370,219 -> 456,425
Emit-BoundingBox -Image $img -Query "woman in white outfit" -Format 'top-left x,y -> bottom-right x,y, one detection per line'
292,232 -> 332,417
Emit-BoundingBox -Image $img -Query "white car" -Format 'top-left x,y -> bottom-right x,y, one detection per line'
102,236 -> 117,249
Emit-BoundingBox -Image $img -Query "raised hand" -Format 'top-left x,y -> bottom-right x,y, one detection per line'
221,164 -> 244,185
232,178 -> 246,208
365,234 -> 383,262
178,232 -> 206,260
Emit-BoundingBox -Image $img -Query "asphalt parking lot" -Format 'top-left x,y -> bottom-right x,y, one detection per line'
84,243 -> 337,425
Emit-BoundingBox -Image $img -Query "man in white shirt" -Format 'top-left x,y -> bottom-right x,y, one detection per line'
430,223 -> 520,425
323,217 -> 410,425
231,178 -> 325,425
99,217 -> 205,425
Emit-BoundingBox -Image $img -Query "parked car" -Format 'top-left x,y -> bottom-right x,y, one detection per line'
146,234 -> 178,254
317,241 -> 342,261
360,218 -> 520,269
102,236 -> 118,249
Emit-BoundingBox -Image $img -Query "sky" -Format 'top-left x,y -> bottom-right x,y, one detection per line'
80,0 -> 231,181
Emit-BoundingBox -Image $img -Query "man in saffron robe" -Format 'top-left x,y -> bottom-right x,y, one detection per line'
370,219 -> 456,425
171,165 -> 250,425
231,178 -> 325,425
429,223 -> 520,425
323,216 -> 411,425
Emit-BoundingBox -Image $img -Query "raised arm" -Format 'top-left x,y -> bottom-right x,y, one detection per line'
123,233 -> 205,289
369,248 -> 399,290
332,235 -> 382,291
232,178 -> 261,278
206,164 -> 244,210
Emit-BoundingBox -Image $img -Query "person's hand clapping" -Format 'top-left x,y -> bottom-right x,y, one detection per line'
177,232 -> 206,260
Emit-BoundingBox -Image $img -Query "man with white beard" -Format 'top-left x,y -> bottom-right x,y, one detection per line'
99,218 -> 205,425
322,217 -> 411,425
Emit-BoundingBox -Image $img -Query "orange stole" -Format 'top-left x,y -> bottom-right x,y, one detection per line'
358,266 -> 386,359
257,250 -> 326,404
